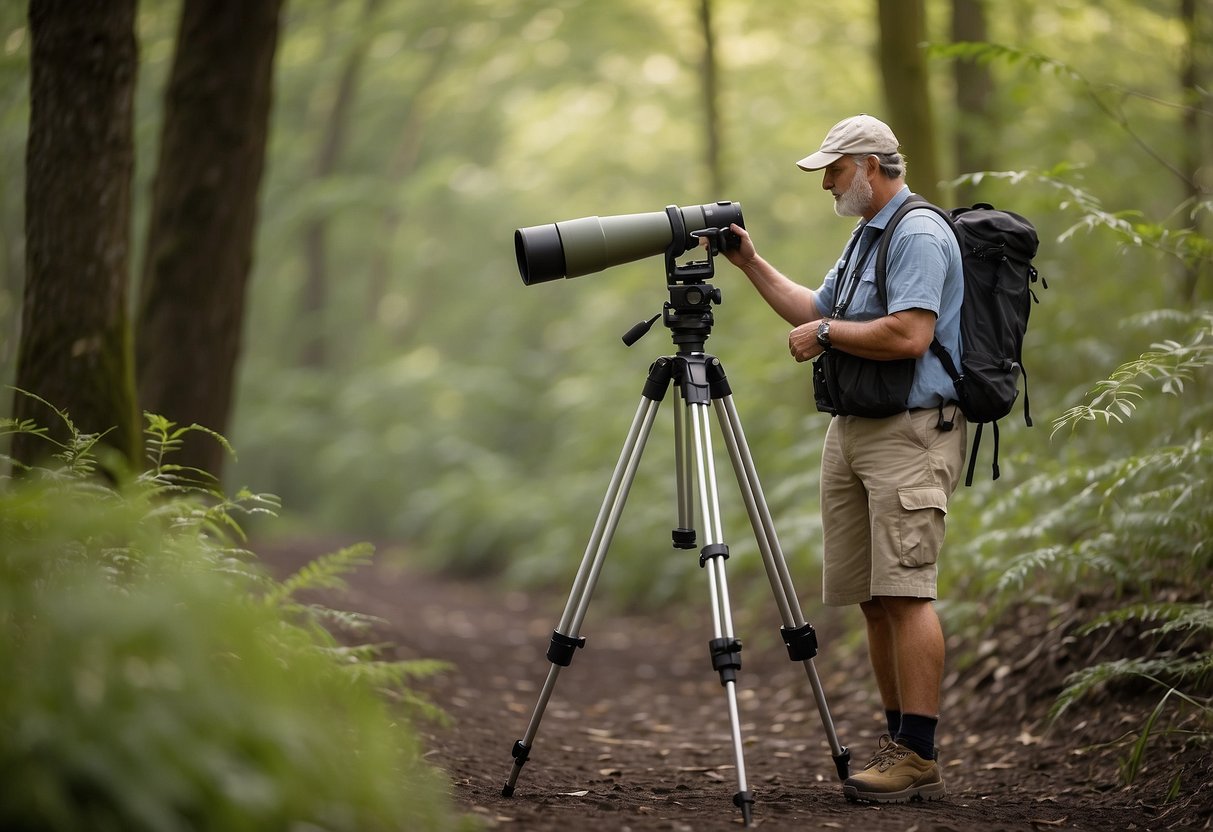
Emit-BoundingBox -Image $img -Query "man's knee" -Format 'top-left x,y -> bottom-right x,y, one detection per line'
860,598 -> 891,626
865,595 -> 933,622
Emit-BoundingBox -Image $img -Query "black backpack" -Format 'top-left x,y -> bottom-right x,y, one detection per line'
876,195 -> 1044,485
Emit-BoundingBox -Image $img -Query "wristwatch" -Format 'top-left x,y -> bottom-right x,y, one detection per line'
816,319 -> 833,350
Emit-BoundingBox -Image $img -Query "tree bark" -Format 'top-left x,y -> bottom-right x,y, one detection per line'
876,0 -> 942,204
12,0 -> 140,468
699,0 -> 723,197
137,0 -> 284,478
300,0 -> 383,369
364,34 -> 451,325
1178,0 -> 1209,304
951,0 -> 995,206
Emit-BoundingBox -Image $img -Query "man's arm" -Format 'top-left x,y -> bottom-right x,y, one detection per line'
788,309 -> 936,364
721,224 -> 821,326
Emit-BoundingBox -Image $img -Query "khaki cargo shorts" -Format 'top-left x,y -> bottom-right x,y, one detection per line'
819,407 -> 968,606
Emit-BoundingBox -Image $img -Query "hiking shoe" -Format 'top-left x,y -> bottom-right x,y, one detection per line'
842,735 -> 946,804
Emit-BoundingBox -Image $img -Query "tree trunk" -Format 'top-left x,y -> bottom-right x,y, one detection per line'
12,0 -> 140,469
699,0 -> 723,197
365,35 -> 452,325
951,0 -> 995,206
1178,0 -> 1209,304
300,0 -> 383,369
876,0 -> 942,204
137,0 -> 284,478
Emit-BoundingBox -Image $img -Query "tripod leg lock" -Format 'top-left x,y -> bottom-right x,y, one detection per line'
643,356 -> 675,401
706,356 -> 733,398
698,542 -> 729,567
708,636 -> 743,685
780,622 -> 819,662
546,630 -> 587,666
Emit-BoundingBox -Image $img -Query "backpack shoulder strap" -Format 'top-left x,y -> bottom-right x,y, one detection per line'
874,195 -> 963,383
873,195 -> 957,306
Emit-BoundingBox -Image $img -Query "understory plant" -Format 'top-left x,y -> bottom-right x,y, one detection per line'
962,311 -> 1212,798
0,399 -> 466,832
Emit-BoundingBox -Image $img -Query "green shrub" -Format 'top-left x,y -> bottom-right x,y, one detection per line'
0,407 -> 467,832
951,312 -> 1213,793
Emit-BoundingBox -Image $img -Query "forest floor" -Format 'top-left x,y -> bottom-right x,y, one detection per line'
261,541 -> 1212,832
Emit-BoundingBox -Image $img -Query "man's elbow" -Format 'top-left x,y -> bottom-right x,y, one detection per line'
904,331 -> 934,358
889,310 -> 936,358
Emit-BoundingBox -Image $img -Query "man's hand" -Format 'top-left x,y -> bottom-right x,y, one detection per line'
790,320 -> 824,363
720,223 -> 756,269
710,223 -> 822,328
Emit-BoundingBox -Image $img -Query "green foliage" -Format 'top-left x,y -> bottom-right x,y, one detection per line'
931,33 -> 1213,788
1052,311 -> 1213,431
952,319 -> 1213,791
0,410 -> 465,832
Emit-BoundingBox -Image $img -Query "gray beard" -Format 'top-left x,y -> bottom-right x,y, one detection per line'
835,171 -> 873,217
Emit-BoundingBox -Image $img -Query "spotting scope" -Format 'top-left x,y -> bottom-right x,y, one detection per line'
514,201 -> 744,286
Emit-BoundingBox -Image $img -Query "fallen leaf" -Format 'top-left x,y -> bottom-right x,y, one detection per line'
981,760 -> 1016,770
559,789 -> 589,797
1017,730 -> 1043,746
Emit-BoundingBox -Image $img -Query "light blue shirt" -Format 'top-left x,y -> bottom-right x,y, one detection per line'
813,187 -> 964,410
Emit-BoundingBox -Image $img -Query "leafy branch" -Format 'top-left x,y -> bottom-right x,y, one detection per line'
1051,311 -> 1213,436
930,41 -> 1212,190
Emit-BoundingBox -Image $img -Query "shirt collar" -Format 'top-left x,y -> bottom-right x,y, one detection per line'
861,185 -> 912,232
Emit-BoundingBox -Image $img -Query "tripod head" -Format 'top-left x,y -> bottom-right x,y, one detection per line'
621,213 -> 729,355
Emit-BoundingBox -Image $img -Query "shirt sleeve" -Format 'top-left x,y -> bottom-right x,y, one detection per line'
883,212 -> 950,317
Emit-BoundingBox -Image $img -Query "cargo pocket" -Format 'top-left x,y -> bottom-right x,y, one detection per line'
897,486 -> 948,568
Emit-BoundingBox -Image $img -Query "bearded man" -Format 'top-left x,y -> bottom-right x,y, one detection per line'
719,114 -> 966,803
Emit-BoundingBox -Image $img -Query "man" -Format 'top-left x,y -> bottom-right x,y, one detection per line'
719,114 -> 966,803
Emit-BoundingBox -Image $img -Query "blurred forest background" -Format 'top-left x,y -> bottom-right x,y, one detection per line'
0,0 -> 1211,825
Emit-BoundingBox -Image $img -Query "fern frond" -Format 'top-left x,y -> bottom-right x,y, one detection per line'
261,543 -> 375,607
302,604 -> 385,635
141,414 -> 238,484
341,659 -> 454,725
1077,603 -> 1213,637
927,42 -> 1083,82
1052,656 -> 1213,722
997,545 -> 1069,591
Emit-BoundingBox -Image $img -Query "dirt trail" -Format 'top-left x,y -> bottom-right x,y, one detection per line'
262,542 -> 1207,831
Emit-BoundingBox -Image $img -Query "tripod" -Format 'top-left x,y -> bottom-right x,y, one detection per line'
501,230 -> 850,826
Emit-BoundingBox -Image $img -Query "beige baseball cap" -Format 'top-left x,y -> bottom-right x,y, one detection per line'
796,114 -> 900,171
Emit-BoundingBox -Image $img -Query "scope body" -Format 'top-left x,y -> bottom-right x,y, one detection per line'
514,201 -> 743,285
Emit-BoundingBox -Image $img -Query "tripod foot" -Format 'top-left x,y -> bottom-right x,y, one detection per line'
833,747 -> 851,781
733,790 -> 754,826
502,739 -> 530,798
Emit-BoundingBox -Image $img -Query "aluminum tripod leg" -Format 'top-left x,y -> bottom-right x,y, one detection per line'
502,393 -> 662,798
684,395 -> 754,823
711,391 -> 852,781
502,352 -> 849,825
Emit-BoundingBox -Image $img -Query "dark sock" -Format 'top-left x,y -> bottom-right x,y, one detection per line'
885,709 -> 902,737
895,713 -> 938,760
